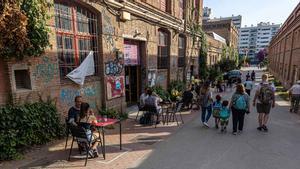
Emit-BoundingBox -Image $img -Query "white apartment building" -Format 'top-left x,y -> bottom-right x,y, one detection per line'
239,22 -> 280,60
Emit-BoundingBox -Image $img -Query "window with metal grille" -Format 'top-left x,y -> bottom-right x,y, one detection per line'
178,35 -> 186,67
193,0 -> 200,21
14,69 -> 32,90
54,2 -> 99,79
179,0 -> 185,20
158,30 -> 169,69
160,0 -> 171,13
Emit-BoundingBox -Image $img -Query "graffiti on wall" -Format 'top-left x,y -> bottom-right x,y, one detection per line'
60,85 -> 100,109
102,10 -> 116,52
105,56 -> 123,76
34,57 -> 59,83
106,76 -> 125,100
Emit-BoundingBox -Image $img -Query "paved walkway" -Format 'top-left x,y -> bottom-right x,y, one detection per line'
2,67 -> 299,169
129,68 -> 300,169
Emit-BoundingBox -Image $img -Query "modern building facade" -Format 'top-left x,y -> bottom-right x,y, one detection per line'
0,0 -> 203,114
268,3 -> 300,88
239,22 -> 280,60
202,19 -> 239,50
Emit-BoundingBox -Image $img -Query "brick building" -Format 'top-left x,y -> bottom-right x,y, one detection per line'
206,32 -> 226,66
268,2 -> 300,88
0,0 -> 203,114
202,19 -> 239,50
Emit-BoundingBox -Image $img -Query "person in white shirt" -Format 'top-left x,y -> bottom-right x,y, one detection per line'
244,77 -> 253,96
139,87 -> 149,108
288,80 -> 300,113
253,74 -> 275,132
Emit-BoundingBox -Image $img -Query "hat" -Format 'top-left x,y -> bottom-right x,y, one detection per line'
297,80 -> 300,84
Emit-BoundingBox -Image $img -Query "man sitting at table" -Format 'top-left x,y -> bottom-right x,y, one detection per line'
144,89 -> 163,123
67,96 -> 82,125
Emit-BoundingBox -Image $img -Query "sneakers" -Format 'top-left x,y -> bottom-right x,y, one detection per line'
262,125 -> 268,132
238,130 -> 243,134
203,122 -> 209,128
232,132 -> 237,135
257,126 -> 262,131
257,125 -> 268,132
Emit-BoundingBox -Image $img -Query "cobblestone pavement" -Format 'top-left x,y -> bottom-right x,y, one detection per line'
129,67 -> 300,169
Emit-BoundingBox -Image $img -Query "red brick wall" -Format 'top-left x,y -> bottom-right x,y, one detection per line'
269,3 -> 300,88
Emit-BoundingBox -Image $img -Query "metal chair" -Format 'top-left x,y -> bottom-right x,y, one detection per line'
165,102 -> 184,126
64,118 -> 70,150
135,102 -> 145,121
68,125 -> 101,166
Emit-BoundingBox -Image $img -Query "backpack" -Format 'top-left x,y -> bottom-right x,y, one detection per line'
139,112 -> 152,125
258,83 -> 274,104
220,107 -> 230,119
233,94 -> 247,110
212,102 -> 222,117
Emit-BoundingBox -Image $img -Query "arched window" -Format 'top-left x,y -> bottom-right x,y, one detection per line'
178,35 -> 186,67
158,29 -> 170,69
54,2 -> 99,78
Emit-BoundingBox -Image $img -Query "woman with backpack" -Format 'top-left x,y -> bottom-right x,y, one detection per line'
199,82 -> 213,127
230,84 -> 250,135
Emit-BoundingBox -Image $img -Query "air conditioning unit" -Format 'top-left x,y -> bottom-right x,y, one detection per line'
120,11 -> 131,21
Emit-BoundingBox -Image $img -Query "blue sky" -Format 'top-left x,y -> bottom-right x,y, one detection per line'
203,0 -> 299,27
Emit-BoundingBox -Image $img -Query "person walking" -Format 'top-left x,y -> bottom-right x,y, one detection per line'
212,95 -> 222,129
288,80 -> 300,113
219,100 -> 230,133
251,70 -> 256,81
253,74 -> 275,132
199,82 -> 213,127
246,71 -> 250,80
230,84 -> 250,135
244,78 -> 254,96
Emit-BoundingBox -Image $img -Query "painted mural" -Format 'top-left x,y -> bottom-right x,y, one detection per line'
106,76 -> 125,100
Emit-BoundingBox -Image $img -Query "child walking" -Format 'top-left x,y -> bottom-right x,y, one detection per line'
220,100 -> 230,133
212,95 -> 222,129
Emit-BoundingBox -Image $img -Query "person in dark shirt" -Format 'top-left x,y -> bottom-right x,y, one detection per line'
181,85 -> 194,109
67,96 -> 82,125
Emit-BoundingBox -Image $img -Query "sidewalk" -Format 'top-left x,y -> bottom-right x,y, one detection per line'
1,106 -> 199,169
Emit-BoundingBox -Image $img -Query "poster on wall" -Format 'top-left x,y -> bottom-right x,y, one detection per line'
106,76 -> 125,100
124,42 -> 139,65
148,69 -> 157,87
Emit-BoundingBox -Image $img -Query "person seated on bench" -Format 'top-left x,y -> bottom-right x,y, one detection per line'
144,89 -> 163,124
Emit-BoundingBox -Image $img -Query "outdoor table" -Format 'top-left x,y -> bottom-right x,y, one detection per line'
93,117 -> 122,160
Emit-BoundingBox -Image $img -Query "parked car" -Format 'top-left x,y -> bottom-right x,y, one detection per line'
223,70 -> 242,82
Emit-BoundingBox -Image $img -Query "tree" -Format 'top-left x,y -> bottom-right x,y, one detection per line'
256,49 -> 268,63
0,0 -> 51,60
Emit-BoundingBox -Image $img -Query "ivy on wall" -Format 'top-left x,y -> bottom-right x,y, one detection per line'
0,0 -> 51,60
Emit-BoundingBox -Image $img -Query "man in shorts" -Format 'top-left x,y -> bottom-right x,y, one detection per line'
253,74 -> 275,132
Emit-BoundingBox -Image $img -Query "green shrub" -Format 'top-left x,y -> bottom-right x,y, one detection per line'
0,102 -> 65,160
151,86 -> 170,101
98,108 -> 128,120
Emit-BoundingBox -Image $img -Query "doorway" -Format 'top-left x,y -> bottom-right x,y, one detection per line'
125,66 -> 140,104
124,40 -> 143,105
